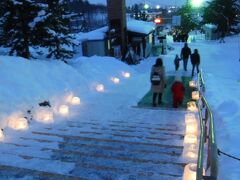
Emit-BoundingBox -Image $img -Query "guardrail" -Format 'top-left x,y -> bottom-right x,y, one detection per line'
196,70 -> 218,180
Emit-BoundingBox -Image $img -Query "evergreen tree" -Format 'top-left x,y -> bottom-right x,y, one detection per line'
203,0 -> 240,33
0,0 -> 40,59
35,0 -> 74,60
177,2 -> 199,34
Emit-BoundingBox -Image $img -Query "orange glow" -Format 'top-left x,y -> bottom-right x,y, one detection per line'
154,18 -> 161,24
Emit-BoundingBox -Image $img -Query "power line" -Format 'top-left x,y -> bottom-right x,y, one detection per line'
218,148 -> 240,161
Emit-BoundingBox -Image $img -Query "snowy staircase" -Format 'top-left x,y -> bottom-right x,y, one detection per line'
0,109 -> 187,179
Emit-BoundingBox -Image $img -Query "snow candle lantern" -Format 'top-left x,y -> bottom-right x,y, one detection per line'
187,101 -> 198,112
59,105 -> 69,116
189,80 -> 197,88
183,163 -> 197,180
71,96 -> 81,105
185,114 -> 196,124
122,72 -> 131,78
8,117 -> 29,130
186,122 -> 198,135
185,151 -> 198,160
184,134 -> 198,145
111,77 -> 120,84
96,84 -> 105,92
192,91 -> 200,101
0,129 -> 4,141
35,108 -> 54,123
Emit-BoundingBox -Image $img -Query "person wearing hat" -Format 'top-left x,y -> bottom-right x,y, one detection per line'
171,75 -> 185,108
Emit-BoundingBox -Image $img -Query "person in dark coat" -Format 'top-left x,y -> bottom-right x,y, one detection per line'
171,75 -> 185,108
190,49 -> 200,77
150,58 -> 166,107
181,43 -> 191,71
174,54 -> 181,71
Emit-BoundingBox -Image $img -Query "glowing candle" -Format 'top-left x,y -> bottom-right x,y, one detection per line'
8,117 -> 29,130
189,80 -> 197,88
187,101 -> 198,112
183,163 -> 197,180
35,109 -> 54,123
111,77 -> 120,84
71,96 -> 81,105
192,91 -> 200,100
0,129 -> 4,141
59,105 -> 69,116
122,72 -> 131,78
185,114 -> 196,124
96,84 -> 105,92
184,134 -> 198,145
186,122 -> 198,135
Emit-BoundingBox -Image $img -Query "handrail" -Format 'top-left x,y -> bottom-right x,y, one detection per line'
196,70 -> 218,180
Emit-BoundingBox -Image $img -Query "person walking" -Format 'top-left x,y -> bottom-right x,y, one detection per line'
150,58 -> 166,107
190,49 -> 200,77
171,75 -> 185,108
181,43 -> 191,71
174,54 -> 181,71
219,31 -> 225,43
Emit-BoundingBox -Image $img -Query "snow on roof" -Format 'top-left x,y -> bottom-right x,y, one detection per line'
74,26 -> 108,44
127,20 -> 155,35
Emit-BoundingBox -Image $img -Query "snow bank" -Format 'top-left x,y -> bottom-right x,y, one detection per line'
0,56 -> 88,127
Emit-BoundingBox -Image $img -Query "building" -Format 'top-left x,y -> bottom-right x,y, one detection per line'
127,20 -> 156,60
74,27 -> 109,57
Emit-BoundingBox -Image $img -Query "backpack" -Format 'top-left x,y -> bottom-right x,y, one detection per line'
151,71 -> 161,85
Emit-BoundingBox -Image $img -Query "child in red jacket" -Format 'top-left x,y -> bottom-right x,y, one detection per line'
171,75 -> 185,108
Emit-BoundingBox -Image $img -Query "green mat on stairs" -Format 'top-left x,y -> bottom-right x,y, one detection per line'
138,76 -> 193,109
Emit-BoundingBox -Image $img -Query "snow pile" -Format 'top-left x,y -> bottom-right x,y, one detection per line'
127,19 -> 155,35
0,56 -> 87,127
0,55 -> 140,130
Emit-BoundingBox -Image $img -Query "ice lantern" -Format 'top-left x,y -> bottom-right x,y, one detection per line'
59,105 -> 69,116
183,163 -> 206,180
186,122 -> 198,135
183,163 -> 197,180
0,129 -> 5,141
187,101 -> 198,112
184,134 -> 198,145
185,114 -> 196,124
96,84 -> 105,92
192,91 -> 200,101
8,117 -> 29,130
71,96 -> 81,105
189,80 -> 197,88
35,108 -> 54,123
111,77 -> 120,84
122,72 -> 131,78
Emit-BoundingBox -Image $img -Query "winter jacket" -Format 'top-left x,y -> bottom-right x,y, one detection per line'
181,46 -> 191,59
150,65 -> 166,93
171,81 -> 185,104
174,56 -> 181,66
190,52 -> 200,65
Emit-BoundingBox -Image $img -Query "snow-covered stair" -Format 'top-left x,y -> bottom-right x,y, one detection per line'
0,109 -> 187,179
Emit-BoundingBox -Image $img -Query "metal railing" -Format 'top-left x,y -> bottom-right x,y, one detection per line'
196,70 -> 218,180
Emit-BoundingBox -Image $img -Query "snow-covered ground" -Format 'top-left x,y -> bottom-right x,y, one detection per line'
0,34 -> 240,179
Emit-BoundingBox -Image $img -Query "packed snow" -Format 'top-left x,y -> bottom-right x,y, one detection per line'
0,33 -> 240,179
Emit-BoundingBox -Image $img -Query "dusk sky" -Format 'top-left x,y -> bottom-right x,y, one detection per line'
88,0 -> 186,6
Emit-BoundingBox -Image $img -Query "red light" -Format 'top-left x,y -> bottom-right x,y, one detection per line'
154,18 -> 161,24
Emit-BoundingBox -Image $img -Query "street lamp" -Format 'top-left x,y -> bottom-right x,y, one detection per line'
144,4 -> 149,10
156,5 -> 160,10
191,0 -> 203,8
